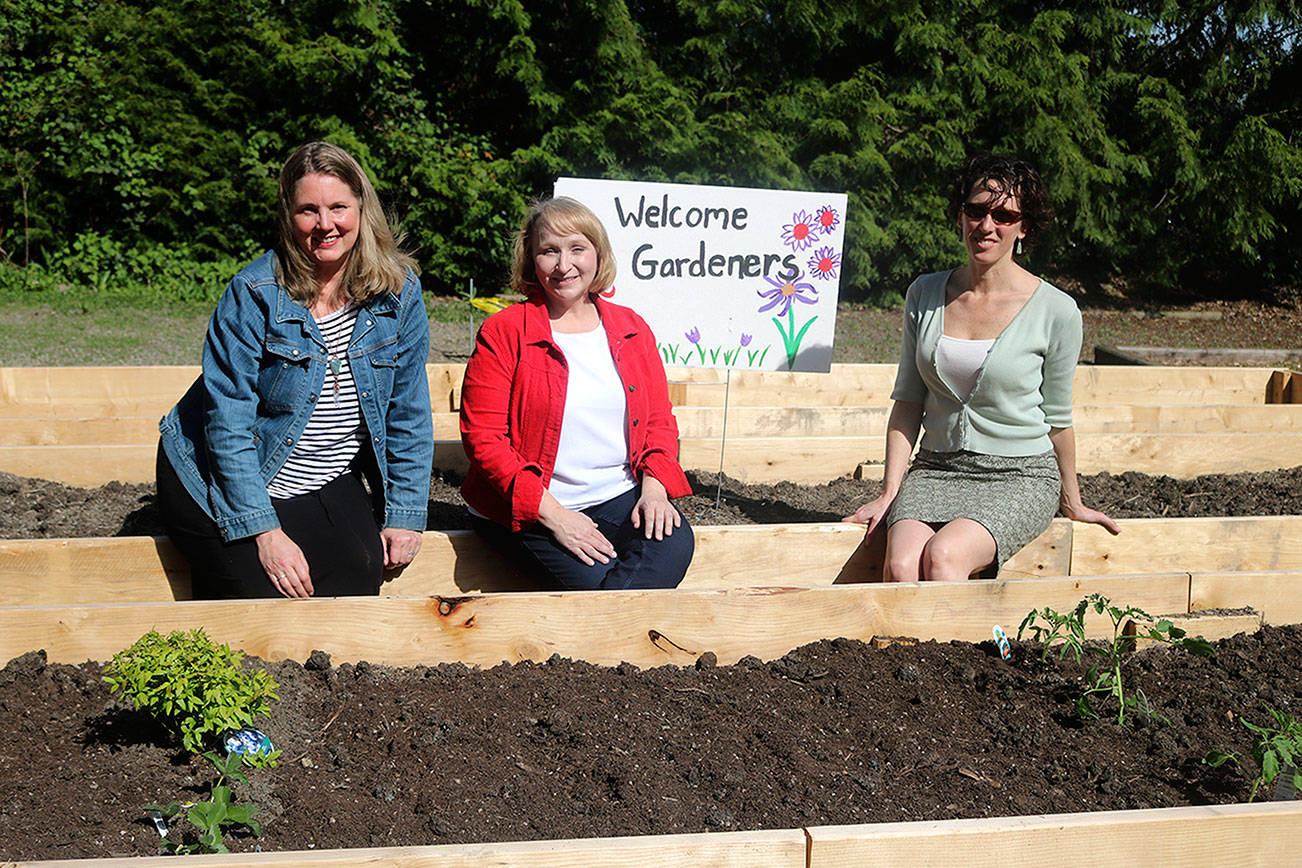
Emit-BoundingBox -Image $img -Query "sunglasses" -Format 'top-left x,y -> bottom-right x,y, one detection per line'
960,202 -> 1023,225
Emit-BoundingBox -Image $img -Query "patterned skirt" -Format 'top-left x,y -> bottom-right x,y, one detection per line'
886,449 -> 1061,576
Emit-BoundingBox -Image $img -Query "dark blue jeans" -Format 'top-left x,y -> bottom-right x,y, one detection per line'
472,485 -> 694,591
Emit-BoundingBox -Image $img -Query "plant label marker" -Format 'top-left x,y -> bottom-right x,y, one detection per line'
1272,762 -> 1297,801
992,625 -> 1011,660
146,809 -> 168,838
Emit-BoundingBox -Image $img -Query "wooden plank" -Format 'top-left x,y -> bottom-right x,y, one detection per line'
0,442 -> 469,485
10,402 -> 1301,449
0,575 -> 1195,667
3,521 -> 1078,607
0,365 -> 466,417
0,366 -> 199,408
1071,515 -> 1302,575
806,802 -> 1302,867
0,416 -> 162,446
1118,347 -> 1302,366
667,365 -> 1279,407
680,431 -> 1302,482
15,803 -> 1302,868
674,403 -> 1302,439
1124,610 -> 1263,648
677,435 -> 881,482
6,428 -> 1299,487
11,827 -> 807,868
1073,403 -> 1302,434
1190,571 -> 1302,626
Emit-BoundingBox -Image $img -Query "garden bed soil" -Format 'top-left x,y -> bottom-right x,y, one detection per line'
1,627 -> 1298,860
1,466 -> 1301,539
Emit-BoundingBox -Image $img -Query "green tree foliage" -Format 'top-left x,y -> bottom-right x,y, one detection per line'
2,0 -> 1298,303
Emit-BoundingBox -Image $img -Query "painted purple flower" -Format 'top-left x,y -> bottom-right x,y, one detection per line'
780,210 -> 820,251
739,333 -> 753,347
807,246 -> 842,281
757,273 -> 818,316
686,327 -> 701,343
815,205 -> 840,233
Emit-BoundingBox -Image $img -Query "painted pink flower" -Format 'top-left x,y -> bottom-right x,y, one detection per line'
780,210 -> 820,251
807,246 -> 842,281
757,273 -> 818,316
815,206 -> 840,232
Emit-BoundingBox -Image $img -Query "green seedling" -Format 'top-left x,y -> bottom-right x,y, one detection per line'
147,751 -> 262,854
1018,593 -> 1214,724
1205,705 -> 1302,801
104,628 -> 278,753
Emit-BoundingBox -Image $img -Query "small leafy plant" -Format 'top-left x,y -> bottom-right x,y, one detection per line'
1205,705 -> 1302,801
1018,594 -> 1215,724
147,751 -> 262,854
103,628 -> 277,753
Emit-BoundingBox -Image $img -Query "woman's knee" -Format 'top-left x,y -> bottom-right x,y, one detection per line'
920,528 -> 993,581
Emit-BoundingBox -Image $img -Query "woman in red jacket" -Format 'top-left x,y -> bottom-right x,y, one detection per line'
460,197 -> 695,590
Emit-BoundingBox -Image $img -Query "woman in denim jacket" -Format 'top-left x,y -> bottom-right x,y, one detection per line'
158,142 -> 433,598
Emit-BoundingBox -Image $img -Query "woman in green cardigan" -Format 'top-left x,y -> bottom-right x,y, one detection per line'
844,154 -> 1119,581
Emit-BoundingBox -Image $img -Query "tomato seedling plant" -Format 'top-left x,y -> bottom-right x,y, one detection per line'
1205,704 -> 1302,801
1018,593 -> 1214,724
147,751 -> 262,854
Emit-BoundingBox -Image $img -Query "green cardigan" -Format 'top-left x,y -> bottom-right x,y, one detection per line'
890,269 -> 1082,457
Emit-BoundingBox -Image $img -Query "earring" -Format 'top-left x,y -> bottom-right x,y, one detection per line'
1014,237 -> 1024,256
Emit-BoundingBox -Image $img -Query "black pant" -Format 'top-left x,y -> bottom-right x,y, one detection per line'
471,485 -> 694,591
156,443 -> 383,599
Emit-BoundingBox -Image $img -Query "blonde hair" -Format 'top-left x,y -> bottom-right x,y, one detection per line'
275,141 -> 418,304
509,197 -> 616,299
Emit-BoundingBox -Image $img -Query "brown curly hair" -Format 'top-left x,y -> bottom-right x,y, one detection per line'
947,154 -> 1054,245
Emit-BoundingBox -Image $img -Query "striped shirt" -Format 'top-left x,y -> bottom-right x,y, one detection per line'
267,304 -> 366,499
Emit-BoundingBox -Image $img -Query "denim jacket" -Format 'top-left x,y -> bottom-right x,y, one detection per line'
159,250 -> 433,541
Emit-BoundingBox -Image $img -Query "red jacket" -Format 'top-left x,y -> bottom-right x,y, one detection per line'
460,296 -> 691,531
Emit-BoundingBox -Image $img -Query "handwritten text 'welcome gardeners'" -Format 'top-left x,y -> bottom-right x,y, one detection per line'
615,195 -> 800,281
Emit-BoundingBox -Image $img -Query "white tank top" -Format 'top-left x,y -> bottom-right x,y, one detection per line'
936,334 -> 995,401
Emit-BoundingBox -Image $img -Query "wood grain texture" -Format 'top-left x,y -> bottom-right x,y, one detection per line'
0,575 -> 1196,667
2,521 -> 1076,606
8,827 -> 807,868
1071,516 -> 1302,575
1190,570 -> 1302,626
806,802 -> 1302,867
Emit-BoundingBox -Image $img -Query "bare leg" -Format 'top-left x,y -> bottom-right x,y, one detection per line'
920,518 -> 997,582
883,519 -> 935,582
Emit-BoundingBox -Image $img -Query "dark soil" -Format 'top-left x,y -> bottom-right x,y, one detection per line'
1,627 -> 1297,860
2,466 -> 1299,539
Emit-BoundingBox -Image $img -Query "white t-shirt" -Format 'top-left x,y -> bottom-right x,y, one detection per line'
548,323 -> 638,509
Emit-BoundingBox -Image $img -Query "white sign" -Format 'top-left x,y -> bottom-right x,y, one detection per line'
553,178 -> 847,372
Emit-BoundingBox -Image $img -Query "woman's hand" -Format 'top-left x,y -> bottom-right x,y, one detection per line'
255,528 -> 313,598
842,495 -> 895,535
631,476 -> 681,540
1060,499 -> 1121,535
381,528 -> 423,570
539,495 -> 616,566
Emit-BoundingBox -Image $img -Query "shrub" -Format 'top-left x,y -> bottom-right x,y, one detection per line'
103,628 -> 277,753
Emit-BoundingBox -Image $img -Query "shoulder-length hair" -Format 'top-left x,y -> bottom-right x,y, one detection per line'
275,141 -> 418,305
947,153 -> 1055,245
509,197 -> 617,299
